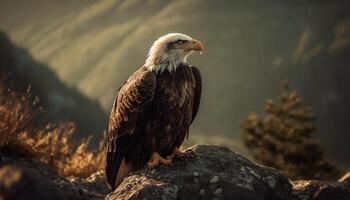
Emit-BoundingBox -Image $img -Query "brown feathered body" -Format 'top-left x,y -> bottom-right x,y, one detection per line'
106,64 -> 201,189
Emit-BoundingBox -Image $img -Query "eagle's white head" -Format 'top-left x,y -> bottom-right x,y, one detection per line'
145,33 -> 204,73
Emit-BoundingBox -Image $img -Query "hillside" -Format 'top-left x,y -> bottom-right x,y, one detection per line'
1,0 -> 350,164
0,30 -> 107,138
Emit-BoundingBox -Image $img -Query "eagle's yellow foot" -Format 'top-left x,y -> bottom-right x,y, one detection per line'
167,147 -> 196,160
147,152 -> 172,169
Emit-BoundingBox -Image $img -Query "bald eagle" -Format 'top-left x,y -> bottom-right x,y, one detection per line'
106,33 -> 203,189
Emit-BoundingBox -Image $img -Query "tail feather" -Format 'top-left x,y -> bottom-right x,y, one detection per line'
115,159 -> 131,188
106,152 -> 122,189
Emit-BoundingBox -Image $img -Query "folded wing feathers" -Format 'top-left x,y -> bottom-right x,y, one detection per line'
113,70 -> 156,137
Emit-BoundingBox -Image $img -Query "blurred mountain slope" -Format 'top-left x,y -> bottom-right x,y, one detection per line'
0,30 -> 108,138
1,0 -> 350,165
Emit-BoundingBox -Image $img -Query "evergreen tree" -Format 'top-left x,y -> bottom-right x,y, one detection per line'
241,81 -> 340,180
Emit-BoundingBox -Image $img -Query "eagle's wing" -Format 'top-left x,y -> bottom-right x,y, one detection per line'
106,68 -> 156,189
190,66 -> 202,123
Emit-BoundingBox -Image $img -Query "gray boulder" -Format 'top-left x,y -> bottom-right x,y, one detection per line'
0,164 -> 63,200
0,157 -> 109,200
292,179 -> 350,200
2,145 -> 348,200
106,144 -> 293,200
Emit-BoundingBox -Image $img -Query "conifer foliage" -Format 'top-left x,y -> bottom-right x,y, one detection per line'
241,81 -> 340,180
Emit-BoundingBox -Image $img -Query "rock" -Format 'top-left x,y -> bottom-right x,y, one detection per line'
0,157 -> 108,200
1,145 -> 348,200
106,144 -> 293,200
292,179 -> 350,200
65,170 -> 109,200
339,172 -> 350,188
0,164 -> 63,200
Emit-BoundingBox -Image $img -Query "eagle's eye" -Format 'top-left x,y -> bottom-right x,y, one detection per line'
166,40 -> 187,50
176,40 -> 185,45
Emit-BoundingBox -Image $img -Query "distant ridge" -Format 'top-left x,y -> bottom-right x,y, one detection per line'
0,30 -> 108,139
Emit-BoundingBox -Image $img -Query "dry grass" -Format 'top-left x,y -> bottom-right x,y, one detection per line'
0,76 -> 105,177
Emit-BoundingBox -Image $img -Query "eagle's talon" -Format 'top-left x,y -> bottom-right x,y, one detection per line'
147,152 -> 172,169
167,147 -> 195,168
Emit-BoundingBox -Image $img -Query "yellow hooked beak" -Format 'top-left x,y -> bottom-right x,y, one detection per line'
183,38 -> 204,51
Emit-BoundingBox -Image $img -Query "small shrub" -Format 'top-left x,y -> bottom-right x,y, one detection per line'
241,81 -> 341,180
0,75 -> 105,177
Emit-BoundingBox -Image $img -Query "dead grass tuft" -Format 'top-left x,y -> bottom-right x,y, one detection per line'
0,76 -> 105,177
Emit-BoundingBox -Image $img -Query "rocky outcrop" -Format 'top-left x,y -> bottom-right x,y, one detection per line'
106,144 -> 293,200
0,157 -> 108,200
292,179 -> 350,200
0,164 -> 63,200
1,144 -> 349,200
